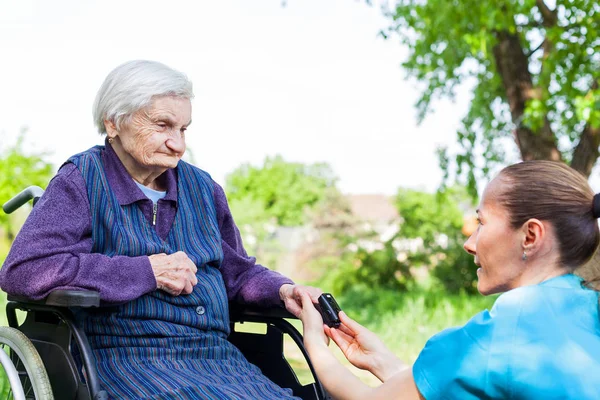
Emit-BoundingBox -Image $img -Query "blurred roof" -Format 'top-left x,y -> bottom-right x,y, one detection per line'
347,194 -> 398,223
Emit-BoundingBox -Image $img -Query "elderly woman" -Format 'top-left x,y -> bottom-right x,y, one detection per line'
0,60 -> 320,399
299,160 -> 600,399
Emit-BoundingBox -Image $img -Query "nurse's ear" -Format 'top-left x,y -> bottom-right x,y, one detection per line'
520,218 -> 547,259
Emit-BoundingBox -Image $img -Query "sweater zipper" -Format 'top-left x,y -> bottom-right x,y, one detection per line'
152,203 -> 157,226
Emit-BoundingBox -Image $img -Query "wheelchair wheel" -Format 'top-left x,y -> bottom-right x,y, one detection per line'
0,327 -> 53,400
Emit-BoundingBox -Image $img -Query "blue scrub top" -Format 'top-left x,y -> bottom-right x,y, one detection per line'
413,274 -> 600,399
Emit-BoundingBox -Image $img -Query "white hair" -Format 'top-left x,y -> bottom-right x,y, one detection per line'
92,60 -> 194,134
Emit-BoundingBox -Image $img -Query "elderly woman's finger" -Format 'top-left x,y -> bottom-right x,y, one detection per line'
183,280 -> 194,295
292,285 -> 323,303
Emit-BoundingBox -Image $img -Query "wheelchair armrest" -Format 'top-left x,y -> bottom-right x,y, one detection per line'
229,303 -> 297,322
7,289 -> 101,308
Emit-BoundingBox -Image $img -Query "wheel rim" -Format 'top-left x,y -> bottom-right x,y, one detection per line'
0,325 -> 53,400
0,342 -> 35,400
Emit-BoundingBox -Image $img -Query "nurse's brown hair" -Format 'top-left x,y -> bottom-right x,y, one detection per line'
495,160 -> 599,270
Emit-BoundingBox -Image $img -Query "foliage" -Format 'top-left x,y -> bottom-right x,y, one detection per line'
314,235 -> 414,295
312,186 -> 478,294
379,0 -> 600,195
225,155 -> 338,226
227,195 -> 281,266
308,189 -> 414,294
0,131 -> 53,239
394,187 -> 479,293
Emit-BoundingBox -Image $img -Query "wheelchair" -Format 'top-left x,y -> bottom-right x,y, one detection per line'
0,186 -> 329,400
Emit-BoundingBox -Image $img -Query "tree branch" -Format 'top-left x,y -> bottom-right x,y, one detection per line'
527,40 -> 545,57
570,124 -> 600,177
536,0 -> 558,27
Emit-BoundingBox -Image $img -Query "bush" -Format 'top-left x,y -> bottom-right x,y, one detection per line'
314,238 -> 414,295
395,187 -> 480,294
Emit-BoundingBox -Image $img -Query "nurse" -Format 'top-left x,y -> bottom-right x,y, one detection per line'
299,160 -> 600,399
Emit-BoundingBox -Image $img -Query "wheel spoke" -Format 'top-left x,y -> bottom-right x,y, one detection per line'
23,377 -> 32,396
13,357 -> 21,372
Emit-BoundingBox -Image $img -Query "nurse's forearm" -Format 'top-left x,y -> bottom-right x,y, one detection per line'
306,342 -> 423,400
306,341 -> 374,400
370,351 -> 407,382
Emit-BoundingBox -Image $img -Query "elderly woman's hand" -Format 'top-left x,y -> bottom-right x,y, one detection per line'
279,283 -> 322,317
149,251 -> 198,296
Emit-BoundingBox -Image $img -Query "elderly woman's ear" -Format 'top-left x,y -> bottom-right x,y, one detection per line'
104,119 -> 118,137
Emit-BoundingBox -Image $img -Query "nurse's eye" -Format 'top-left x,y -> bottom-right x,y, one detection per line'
476,217 -> 482,225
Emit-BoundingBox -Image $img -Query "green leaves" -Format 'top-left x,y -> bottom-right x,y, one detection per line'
225,155 -> 338,227
575,89 -> 600,129
0,130 -> 53,238
396,188 -> 464,235
381,0 -> 600,183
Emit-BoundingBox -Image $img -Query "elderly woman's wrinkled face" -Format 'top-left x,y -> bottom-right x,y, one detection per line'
109,96 -> 191,174
463,178 -> 524,295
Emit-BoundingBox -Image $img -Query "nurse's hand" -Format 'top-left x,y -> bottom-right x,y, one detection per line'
328,312 -> 406,382
149,251 -> 198,296
298,292 -> 329,347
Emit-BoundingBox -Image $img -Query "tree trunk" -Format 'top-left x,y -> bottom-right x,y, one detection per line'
492,31 -> 561,162
570,123 -> 600,177
570,81 -> 600,177
577,249 -> 600,290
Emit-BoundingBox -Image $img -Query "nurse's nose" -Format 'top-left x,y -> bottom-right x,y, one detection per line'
463,233 -> 476,256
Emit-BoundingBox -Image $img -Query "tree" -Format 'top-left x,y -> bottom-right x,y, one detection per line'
225,155 -> 340,274
378,0 -> 599,193
225,155 -> 338,226
0,131 -> 53,239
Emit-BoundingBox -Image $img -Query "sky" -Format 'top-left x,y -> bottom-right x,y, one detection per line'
1,0 -> 483,195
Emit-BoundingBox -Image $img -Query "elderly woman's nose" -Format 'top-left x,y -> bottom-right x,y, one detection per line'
165,130 -> 185,152
166,135 -> 185,153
